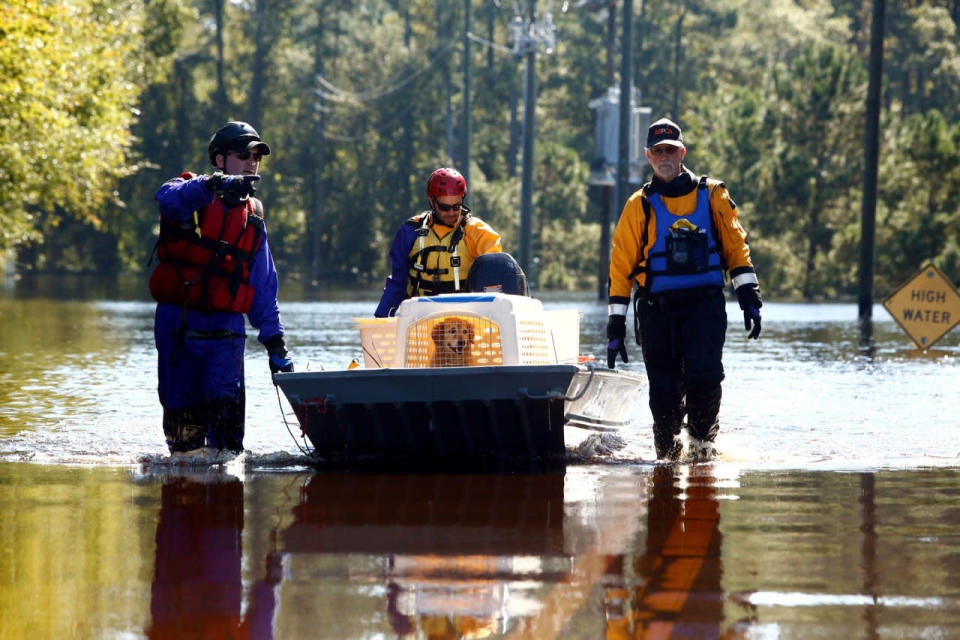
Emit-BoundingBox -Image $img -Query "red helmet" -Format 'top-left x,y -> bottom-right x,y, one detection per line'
426,168 -> 467,199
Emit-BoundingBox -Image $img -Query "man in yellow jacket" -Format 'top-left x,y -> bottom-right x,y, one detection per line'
375,168 -> 502,317
606,118 -> 762,461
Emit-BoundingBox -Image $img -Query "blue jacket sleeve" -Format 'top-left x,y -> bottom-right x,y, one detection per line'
155,174 -> 214,222
374,224 -> 417,317
247,229 -> 284,342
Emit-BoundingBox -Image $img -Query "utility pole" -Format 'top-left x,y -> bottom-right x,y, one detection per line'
858,0 -> 885,322
615,0 -> 633,213
462,0 -> 472,186
310,9 -> 327,283
510,1 -> 555,279
518,0 -> 537,277
599,0 -> 616,300
587,1 -> 649,299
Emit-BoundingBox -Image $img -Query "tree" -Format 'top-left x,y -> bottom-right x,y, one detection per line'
883,0 -> 960,120
875,110 -> 960,290
0,0 -> 146,254
7,0 -> 960,298
758,42 -> 866,299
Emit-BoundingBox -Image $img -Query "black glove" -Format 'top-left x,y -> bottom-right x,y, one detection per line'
606,314 -> 628,369
736,284 -> 762,340
264,334 -> 294,377
205,173 -> 260,199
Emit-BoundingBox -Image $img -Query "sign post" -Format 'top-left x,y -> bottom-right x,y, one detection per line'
882,263 -> 960,350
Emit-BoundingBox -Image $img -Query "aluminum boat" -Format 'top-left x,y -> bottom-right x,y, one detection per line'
274,293 -> 644,464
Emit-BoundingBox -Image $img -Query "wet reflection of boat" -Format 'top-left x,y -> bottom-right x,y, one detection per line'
283,473 -> 574,636
274,293 -> 644,465
286,473 -> 567,555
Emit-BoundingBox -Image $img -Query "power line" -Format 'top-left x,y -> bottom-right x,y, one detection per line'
316,2 -> 568,105
316,40 -> 459,104
316,4 -> 564,142
466,30 -> 515,55
320,93 -> 422,142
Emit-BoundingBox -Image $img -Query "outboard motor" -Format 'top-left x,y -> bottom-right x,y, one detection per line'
467,252 -> 529,296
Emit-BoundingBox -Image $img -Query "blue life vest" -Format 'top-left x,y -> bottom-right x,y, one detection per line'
646,177 -> 725,293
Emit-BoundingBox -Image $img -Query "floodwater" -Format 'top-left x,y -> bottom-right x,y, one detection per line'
1,275 -> 959,639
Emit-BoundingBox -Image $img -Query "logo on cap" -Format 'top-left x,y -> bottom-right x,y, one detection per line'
646,118 -> 684,148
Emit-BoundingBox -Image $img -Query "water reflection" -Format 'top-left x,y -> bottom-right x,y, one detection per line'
3,463 -> 960,638
860,473 -> 879,640
859,317 -> 876,360
603,466 -> 724,639
147,475 -> 281,639
285,473 -> 569,637
269,468 -> 729,638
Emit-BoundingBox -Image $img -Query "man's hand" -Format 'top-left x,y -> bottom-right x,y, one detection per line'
205,173 -> 260,199
606,314 -> 628,369
736,284 -> 762,340
264,334 -> 294,378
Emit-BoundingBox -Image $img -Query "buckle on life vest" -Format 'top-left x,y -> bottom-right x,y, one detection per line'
413,263 -> 425,272
416,227 -> 429,237
450,256 -> 461,268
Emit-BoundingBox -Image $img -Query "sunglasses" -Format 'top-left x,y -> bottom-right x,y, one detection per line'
649,145 -> 681,156
230,150 -> 262,161
435,201 -> 470,213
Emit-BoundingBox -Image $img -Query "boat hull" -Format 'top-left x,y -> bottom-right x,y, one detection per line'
275,364 -> 644,463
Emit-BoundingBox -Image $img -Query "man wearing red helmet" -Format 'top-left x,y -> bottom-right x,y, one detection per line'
375,168 -> 502,317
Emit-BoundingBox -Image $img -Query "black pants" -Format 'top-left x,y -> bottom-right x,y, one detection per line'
637,286 -> 726,443
162,391 -> 246,453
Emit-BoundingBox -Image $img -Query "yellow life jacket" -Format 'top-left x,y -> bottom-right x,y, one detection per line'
406,211 -> 476,297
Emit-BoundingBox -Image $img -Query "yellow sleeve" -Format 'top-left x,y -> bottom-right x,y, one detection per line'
707,180 -> 754,274
608,190 -> 652,303
463,217 -> 503,257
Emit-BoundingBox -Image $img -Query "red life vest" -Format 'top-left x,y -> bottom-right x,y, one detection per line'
150,190 -> 265,314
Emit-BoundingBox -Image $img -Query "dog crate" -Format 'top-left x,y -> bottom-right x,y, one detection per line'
404,310 -> 504,368
353,293 -> 580,369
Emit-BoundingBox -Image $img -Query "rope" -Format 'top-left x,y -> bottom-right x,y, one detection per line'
275,384 -> 315,457
361,342 -> 385,368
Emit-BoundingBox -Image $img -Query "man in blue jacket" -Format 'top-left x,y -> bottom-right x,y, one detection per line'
150,121 -> 294,454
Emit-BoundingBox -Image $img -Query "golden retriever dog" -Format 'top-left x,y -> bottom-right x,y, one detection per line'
430,316 -> 476,367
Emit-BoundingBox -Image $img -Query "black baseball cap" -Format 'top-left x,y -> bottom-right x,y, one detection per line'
646,118 -> 684,149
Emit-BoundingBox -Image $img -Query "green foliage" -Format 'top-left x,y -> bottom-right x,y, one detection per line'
746,42 -> 866,298
885,1 -> 960,120
538,218 -> 601,291
6,0 -> 960,301
875,110 -> 960,291
0,0 -> 146,255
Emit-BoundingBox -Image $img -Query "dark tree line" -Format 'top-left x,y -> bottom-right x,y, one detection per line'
3,0 -> 960,299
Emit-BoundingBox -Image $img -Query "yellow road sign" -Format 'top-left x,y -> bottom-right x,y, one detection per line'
882,263 -> 960,349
